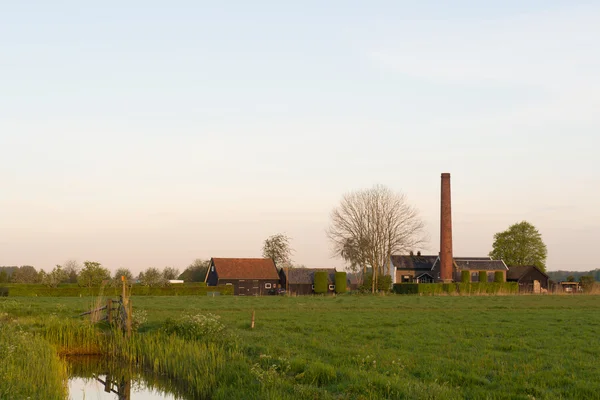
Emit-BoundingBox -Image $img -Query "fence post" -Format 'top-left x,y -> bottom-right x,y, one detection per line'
107,299 -> 113,324
126,300 -> 132,337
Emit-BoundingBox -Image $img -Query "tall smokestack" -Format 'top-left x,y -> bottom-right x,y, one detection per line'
440,173 -> 453,282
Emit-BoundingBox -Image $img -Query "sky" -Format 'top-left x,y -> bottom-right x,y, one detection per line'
1,1 -> 599,275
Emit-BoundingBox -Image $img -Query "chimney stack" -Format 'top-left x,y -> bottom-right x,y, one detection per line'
440,173 -> 453,282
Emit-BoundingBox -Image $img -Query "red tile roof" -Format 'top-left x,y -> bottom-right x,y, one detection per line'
212,258 -> 279,280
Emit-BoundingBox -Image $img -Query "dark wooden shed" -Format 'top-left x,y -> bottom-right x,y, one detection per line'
204,258 -> 280,296
279,268 -> 336,295
507,265 -> 549,293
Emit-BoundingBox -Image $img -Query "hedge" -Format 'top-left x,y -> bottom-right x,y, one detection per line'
334,272 -> 347,293
314,272 -> 329,294
2,283 -> 232,297
461,270 -> 470,283
479,271 -> 487,283
494,271 -> 504,283
0,287 -> 8,297
393,282 -> 518,295
361,274 -> 393,292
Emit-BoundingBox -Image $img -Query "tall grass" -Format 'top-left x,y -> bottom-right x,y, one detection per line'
0,324 -> 67,400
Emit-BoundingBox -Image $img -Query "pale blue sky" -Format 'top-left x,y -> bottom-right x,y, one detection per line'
1,1 -> 599,274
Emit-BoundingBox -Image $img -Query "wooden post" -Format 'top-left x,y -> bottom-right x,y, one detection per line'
121,276 -> 128,307
251,309 -> 255,329
107,299 -> 113,324
104,374 -> 112,393
126,299 -> 132,337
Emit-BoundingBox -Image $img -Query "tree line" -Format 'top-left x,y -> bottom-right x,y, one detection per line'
0,259 -> 212,288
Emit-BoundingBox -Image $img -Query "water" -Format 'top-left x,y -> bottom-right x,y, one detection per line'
66,356 -> 191,400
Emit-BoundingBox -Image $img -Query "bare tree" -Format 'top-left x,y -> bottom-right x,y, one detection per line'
162,266 -> 180,280
262,233 -> 294,268
63,259 -> 82,283
327,185 -> 426,293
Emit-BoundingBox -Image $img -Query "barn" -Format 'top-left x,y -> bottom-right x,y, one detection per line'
507,265 -> 549,293
204,258 -> 281,296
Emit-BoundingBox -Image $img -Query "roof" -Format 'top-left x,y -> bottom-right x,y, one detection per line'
391,255 -> 438,270
506,265 -> 547,281
284,268 -> 336,284
454,258 -> 508,271
211,258 -> 279,280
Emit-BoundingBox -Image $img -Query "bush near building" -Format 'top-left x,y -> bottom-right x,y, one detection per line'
393,282 -> 518,295
334,272 -> 347,293
314,272 -> 329,294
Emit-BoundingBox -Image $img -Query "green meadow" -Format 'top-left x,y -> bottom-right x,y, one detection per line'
1,294 -> 600,399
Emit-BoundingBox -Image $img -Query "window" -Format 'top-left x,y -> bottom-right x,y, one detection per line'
311,285 -> 315,290
225,283 -> 232,286
265,283 -> 272,289
211,266 -> 214,272
329,284 -> 335,290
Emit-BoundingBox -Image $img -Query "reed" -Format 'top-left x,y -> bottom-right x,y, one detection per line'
0,324 -> 67,400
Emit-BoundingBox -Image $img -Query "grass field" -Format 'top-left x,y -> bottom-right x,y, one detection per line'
2,294 -> 600,399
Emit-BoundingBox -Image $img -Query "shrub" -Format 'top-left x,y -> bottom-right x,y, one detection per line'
0,287 -> 7,297
393,284 -> 419,294
494,271 -> 504,283
461,270 -> 470,283
479,271 -> 487,283
314,272 -> 328,294
161,312 -> 226,340
396,282 -> 518,295
334,272 -> 347,293
378,275 -> 393,292
361,274 -> 393,292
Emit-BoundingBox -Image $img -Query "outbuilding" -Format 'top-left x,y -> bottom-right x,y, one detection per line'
507,265 -> 549,293
204,258 -> 280,296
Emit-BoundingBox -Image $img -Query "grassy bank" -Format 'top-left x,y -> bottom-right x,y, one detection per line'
2,295 -> 600,399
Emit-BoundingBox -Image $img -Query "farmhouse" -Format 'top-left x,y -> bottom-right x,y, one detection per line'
507,265 -> 549,293
205,258 -> 280,296
392,253 -> 438,283
391,254 -> 508,284
279,267 -> 337,295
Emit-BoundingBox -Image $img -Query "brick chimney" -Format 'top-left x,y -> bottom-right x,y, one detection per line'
440,173 -> 453,282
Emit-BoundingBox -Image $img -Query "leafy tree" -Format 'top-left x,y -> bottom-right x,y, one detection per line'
113,268 -> 134,282
489,221 -> 548,272
566,275 -> 575,282
138,267 -> 166,287
178,259 -> 210,282
40,265 -> 69,288
262,233 -> 294,268
328,185 -> 426,293
77,261 -> 111,287
11,265 -> 40,283
0,270 -> 7,283
162,266 -> 180,280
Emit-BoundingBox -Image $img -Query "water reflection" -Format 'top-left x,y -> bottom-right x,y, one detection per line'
66,355 -> 191,400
